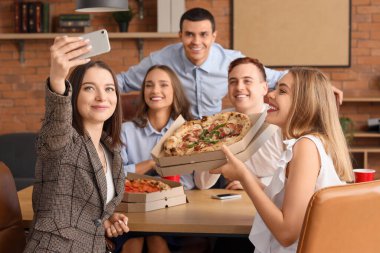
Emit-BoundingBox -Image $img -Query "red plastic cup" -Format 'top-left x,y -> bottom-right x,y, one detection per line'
353,169 -> 375,183
162,175 -> 181,182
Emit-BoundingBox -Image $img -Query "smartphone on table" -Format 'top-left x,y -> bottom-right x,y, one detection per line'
75,29 -> 111,59
211,193 -> 241,200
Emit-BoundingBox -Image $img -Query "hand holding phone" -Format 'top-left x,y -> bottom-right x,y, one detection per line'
211,193 -> 241,200
76,29 -> 111,60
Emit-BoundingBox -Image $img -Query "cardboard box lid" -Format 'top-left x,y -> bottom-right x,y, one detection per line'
151,111 -> 267,167
155,123 -> 278,176
123,173 -> 185,203
116,194 -> 187,213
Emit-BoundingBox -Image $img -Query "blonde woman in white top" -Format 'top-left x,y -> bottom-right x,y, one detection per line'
210,67 -> 353,253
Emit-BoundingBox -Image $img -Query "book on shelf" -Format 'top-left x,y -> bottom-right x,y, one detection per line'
55,27 -> 85,33
14,1 -> 20,33
35,2 -> 43,33
59,14 -> 90,21
15,1 -> 50,33
58,19 -> 91,27
27,2 -> 37,32
57,14 -> 90,28
42,2 -> 49,32
20,2 -> 28,33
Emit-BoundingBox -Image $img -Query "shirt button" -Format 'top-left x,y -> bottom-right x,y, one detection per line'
93,219 -> 102,227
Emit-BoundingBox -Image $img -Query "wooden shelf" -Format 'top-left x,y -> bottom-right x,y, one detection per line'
0,32 -> 179,63
353,132 -> 380,138
350,147 -> 380,169
0,32 -> 178,40
350,147 -> 380,153
344,97 -> 380,102
339,94 -> 380,170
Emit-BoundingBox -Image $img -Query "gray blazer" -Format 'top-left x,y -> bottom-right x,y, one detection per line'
25,84 -> 125,252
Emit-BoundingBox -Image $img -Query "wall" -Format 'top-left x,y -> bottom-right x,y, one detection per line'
0,0 -> 230,132
1,0 -> 380,169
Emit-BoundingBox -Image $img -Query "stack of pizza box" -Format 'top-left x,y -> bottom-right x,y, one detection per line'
115,173 -> 187,213
152,111 -> 278,177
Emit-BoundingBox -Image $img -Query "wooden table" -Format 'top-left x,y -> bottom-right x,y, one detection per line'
17,186 -> 256,236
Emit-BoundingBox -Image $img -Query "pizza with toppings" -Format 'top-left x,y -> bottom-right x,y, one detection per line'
163,112 -> 251,156
125,178 -> 171,193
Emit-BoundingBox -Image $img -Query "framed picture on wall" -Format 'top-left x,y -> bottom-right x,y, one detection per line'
232,0 -> 351,67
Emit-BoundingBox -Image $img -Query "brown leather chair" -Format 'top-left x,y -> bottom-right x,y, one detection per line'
0,161 -> 26,253
297,180 -> 380,253
120,91 -> 141,122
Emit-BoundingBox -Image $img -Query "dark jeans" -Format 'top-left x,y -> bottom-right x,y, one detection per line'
212,237 -> 254,253
211,175 -> 227,189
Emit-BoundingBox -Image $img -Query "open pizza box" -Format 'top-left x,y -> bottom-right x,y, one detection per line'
115,173 -> 187,213
152,111 -> 277,176
154,123 -> 278,176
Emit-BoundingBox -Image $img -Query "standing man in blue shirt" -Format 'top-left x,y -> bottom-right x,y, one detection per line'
117,8 -> 287,119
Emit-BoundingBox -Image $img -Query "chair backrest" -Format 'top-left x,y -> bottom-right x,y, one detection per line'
297,180 -> 380,253
0,132 -> 37,190
121,91 -> 141,122
0,161 -> 26,253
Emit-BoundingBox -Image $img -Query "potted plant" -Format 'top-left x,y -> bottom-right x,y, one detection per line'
339,117 -> 354,144
112,7 -> 135,32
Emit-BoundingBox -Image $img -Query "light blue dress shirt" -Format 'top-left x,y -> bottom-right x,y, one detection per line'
117,42 -> 286,119
120,118 -> 195,190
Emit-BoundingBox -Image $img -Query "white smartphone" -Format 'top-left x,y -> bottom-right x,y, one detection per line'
76,29 -> 111,60
211,193 -> 242,200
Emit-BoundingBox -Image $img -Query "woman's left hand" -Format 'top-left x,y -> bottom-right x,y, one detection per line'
104,212 -> 129,237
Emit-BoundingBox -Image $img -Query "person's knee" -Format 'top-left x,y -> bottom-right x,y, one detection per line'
121,237 -> 144,253
146,236 -> 170,253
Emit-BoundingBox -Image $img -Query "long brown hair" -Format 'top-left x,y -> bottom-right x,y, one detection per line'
133,65 -> 193,128
68,61 -> 122,148
283,67 -> 353,182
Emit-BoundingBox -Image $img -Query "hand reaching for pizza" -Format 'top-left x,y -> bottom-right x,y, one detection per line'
104,212 -> 129,238
210,145 -> 250,182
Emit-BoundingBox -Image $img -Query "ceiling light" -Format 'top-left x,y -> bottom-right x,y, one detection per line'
76,0 -> 129,12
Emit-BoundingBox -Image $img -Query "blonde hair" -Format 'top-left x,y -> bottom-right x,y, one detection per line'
283,67 -> 353,182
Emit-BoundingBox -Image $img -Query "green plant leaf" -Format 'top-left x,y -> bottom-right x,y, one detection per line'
339,117 -> 354,144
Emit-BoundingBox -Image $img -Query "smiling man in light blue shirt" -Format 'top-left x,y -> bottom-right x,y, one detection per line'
117,8 -> 286,119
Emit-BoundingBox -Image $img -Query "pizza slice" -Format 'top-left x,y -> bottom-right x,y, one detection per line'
125,178 -> 171,193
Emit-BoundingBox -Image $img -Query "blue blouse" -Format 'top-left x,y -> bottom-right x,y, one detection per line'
120,118 -> 195,190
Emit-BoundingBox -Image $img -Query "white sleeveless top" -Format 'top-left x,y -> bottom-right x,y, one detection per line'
102,144 -> 115,204
249,135 -> 345,253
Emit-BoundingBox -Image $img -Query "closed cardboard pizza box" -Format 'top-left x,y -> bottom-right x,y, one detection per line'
116,195 -> 187,213
155,123 -> 278,176
115,173 -> 187,213
151,111 -> 267,168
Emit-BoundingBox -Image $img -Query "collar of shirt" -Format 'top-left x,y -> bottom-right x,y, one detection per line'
180,44 -> 216,74
143,117 -> 174,137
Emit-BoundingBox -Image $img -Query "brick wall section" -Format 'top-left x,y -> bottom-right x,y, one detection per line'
1,0 -> 380,168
